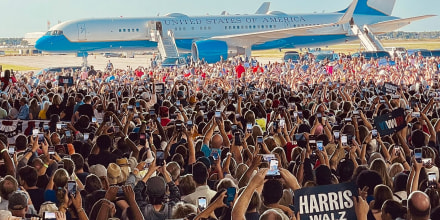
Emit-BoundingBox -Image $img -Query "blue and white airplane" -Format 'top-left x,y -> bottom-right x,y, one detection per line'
35,0 -> 434,63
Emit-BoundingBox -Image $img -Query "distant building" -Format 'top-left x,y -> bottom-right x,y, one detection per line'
24,32 -> 45,46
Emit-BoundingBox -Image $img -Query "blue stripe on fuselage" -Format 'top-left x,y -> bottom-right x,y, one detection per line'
36,34 -> 356,53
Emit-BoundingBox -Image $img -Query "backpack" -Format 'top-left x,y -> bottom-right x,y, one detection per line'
143,202 -> 173,220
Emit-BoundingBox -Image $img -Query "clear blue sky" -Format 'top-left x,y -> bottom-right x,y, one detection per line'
1,0 -> 438,38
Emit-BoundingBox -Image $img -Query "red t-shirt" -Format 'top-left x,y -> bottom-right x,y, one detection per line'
235,65 -> 245,78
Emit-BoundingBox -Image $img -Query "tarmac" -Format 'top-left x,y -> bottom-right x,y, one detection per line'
0,54 -> 281,72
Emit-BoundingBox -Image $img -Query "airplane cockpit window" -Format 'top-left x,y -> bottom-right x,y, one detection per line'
49,30 -> 64,36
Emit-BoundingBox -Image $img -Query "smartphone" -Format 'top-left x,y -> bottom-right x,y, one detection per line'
414,148 -> 422,163
156,150 -> 164,166
38,133 -> 45,144
246,123 -> 252,133
8,147 -> 15,156
139,133 -> 146,145
187,120 -> 193,129
83,133 -> 89,141
344,118 -> 352,123
43,211 -> 56,220
392,95 -> 400,99
58,161 -> 64,169
67,180 -> 76,196
309,135 -> 316,147
266,159 -> 281,179
224,187 -> 236,206
43,125 -> 49,132
211,148 -> 221,160
48,146 -> 55,155
279,119 -> 285,128
234,132 -> 242,145
176,123 -> 182,132
32,128 -> 39,137
176,100 -> 181,106
412,112 -> 421,118
257,136 -> 263,144
298,111 -> 303,119
333,130 -> 340,139
352,110 -> 359,115
341,134 -> 348,146
422,158 -> 432,166
65,130 -> 71,137
92,117 -> 97,123
372,129 -> 378,138
136,102 -> 140,109
394,146 -> 400,156
215,111 -> 221,119
428,172 -> 437,188
317,141 -> 324,151
198,197 -> 207,211
149,109 -> 155,115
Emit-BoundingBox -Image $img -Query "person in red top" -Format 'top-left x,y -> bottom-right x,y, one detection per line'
252,63 -> 264,74
159,106 -> 171,126
135,68 -> 144,77
235,62 -> 245,79
1,70 -> 17,91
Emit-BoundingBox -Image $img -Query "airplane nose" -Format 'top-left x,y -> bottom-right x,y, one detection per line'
35,36 -> 50,51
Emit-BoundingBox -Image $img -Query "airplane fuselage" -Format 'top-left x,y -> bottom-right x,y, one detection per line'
35,12 -> 397,54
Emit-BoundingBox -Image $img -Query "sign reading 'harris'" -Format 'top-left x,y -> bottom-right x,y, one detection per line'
373,108 -> 407,136
294,182 -> 358,220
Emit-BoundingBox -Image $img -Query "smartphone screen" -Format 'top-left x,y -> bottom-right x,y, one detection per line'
341,135 -> 348,146
317,141 -> 324,151
8,147 -> 15,155
428,172 -> 437,188
415,148 -> 422,163
48,146 -> 55,155
38,133 -> 45,144
261,154 -> 276,163
246,123 -> 252,132
139,133 -> 146,145
266,159 -> 280,178
234,132 -> 242,145
412,112 -> 421,118
334,131 -> 340,139
224,187 -> 236,206
187,120 -> 193,129
279,119 -> 285,128
136,102 -> 140,108
257,136 -> 263,144
211,148 -> 221,160
176,100 -> 181,106
65,130 -> 71,137
43,211 -> 56,220
43,125 -> 49,131
198,197 -> 207,211
83,133 -> 89,141
372,129 -> 378,138
215,111 -> 221,118
92,117 -> 97,123
33,128 -> 39,137
67,180 -> 76,196
156,150 -> 164,166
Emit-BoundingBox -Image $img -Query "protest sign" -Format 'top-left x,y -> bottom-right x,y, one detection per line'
378,58 -> 388,67
373,108 -> 406,136
58,76 -> 74,86
382,82 -> 398,94
294,182 -> 358,220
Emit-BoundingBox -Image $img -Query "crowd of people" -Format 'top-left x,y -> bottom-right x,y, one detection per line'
0,51 -> 439,220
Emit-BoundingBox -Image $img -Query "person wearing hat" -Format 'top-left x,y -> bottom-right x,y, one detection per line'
107,163 -> 125,186
134,161 -> 180,219
8,191 -> 29,218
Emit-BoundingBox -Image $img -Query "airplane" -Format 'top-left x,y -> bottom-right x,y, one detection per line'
35,0 -> 435,64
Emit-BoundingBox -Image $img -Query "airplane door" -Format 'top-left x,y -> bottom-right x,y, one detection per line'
156,21 -> 163,36
77,24 -> 87,40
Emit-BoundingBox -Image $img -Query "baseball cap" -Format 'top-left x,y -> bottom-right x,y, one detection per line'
146,176 -> 166,198
8,191 -> 28,210
89,164 -> 107,178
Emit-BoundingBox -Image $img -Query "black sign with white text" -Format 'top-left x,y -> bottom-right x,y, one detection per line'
294,182 -> 358,220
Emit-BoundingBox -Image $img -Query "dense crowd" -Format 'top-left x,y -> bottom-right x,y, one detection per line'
0,52 -> 439,220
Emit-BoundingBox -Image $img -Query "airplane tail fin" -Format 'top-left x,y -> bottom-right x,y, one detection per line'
338,0 -> 396,16
255,2 -> 270,14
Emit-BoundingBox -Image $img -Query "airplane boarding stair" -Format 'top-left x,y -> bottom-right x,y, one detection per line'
156,30 -> 180,58
350,24 -> 385,51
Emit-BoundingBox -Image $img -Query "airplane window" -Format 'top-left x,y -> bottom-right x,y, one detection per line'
128,29 -> 130,32
175,27 -> 178,31
123,29 -> 126,32
208,27 -> 211,30
269,25 -> 272,28
204,27 -> 207,30
237,26 -> 240,29
132,29 -> 135,32
229,26 -> 232,29
119,29 -> 121,32
241,26 -> 244,29
183,27 -> 186,31
200,27 -> 203,30
136,28 -> 139,32
253,25 -> 256,29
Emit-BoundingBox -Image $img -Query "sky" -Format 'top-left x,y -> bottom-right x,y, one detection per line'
1,0 -> 439,38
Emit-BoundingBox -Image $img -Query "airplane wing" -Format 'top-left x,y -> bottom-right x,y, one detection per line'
210,0 -> 357,47
368,15 -> 436,34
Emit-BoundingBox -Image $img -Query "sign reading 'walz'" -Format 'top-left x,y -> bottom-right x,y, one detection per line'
374,108 -> 407,136
382,82 -> 398,94
294,182 -> 358,220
